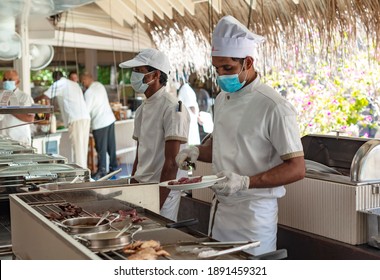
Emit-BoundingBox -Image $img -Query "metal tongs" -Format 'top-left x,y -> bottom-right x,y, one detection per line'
197,241 -> 261,259
184,159 -> 196,170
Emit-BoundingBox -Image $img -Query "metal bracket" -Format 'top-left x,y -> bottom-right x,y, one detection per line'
372,184 -> 380,195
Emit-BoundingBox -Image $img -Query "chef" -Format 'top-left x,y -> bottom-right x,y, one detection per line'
176,15 -> 305,255
119,48 -> 190,221
0,70 -> 34,145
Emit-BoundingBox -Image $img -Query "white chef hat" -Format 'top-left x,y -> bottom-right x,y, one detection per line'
119,48 -> 171,75
212,15 -> 265,58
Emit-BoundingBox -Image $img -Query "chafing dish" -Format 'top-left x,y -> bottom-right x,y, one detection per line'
0,153 -> 67,167
0,161 -> 89,255
0,163 -> 89,199
0,143 -> 36,155
279,134 -> 380,246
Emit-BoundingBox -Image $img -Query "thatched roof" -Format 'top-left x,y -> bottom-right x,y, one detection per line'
2,0 -> 379,73
141,0 -> 380,62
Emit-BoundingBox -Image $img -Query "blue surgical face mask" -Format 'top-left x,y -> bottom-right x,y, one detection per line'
3,80 -> 16,91
216,60 -> 247,93
130,71 -> 155,93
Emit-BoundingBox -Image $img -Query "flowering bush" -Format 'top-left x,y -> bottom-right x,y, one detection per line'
263,49 -> 380,137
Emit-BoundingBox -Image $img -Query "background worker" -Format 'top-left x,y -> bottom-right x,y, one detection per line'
0,70 -> 34,145
177,77 -> 201,145
42,71 -> 90,169
81,72 -> 118,180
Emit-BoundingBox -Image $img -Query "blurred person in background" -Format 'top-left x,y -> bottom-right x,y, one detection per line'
42,71 -> 90,169
68,71 -> 79,83
194,80 -> 213,141
69,71 -> 85,92
81,72 -> 118,180
177,77 -> 200,145
0,70 -> 34,145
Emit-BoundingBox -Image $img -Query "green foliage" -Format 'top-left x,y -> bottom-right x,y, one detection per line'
30,69 -> 68,87
97,66 -> 111,85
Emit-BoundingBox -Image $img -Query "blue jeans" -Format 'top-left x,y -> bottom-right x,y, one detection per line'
92,122 -> 118,174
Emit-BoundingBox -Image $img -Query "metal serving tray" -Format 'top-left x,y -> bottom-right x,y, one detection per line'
0,163 -> 90,199
0,153 -> 67,166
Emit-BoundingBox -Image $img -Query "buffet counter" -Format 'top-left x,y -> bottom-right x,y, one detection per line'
178,196 -> 380,260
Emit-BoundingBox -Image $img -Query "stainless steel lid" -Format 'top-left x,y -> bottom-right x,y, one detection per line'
350,139 -> 380,183
302,134 -> 380,183
0,153 -> 67,166
0,144 -> 36,154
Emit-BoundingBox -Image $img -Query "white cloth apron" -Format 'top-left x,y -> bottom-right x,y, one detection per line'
160,189 -> 182,221
209,189 -> 284,256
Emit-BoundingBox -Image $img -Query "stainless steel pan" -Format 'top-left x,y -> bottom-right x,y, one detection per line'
74,225 -> 142,251
54,214 -> 119,235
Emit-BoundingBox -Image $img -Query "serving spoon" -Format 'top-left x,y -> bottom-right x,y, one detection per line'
115,223 -> 133,238
94,210 -> 110,227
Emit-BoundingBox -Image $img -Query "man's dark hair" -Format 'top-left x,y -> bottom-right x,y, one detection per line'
146,66 -> 168,86
232,57 -> 245,65
52,71 -> 64,81
68,70 -> 77,77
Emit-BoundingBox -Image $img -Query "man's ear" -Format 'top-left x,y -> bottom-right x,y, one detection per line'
245,56 -> 254,69
150,70 -> 161,82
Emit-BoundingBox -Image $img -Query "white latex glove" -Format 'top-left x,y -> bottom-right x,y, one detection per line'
175,146 -> 199,170
211,170 -> 250,196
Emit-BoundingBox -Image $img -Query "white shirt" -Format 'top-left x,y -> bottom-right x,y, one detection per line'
133,87 -> 190,183
178,83 -> 200,145
44,77 -> 90,126
212,75 -> 304,198
0,88 -> 34,145
84,81 -> 115,130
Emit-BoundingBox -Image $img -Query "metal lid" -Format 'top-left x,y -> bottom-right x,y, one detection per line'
350,139 -> 380,183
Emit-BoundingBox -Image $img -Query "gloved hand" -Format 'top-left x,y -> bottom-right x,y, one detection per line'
175,146 -> 199,170
211,170 -> 250,196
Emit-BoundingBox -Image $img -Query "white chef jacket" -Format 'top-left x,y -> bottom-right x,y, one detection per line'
178,83 -> 200,145
84,81 -> 116,130
210,76 -> 304,255
0,88 -> 34,145
133,87 -> 190,220
44,77 -> 90,126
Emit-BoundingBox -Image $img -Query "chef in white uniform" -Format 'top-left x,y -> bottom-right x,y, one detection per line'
119,49 -> 190,221
0,70 -> 34,145
176,15 -> 305,255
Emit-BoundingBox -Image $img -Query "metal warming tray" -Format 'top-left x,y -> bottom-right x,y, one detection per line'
279,134 -> 380,246
0,163 -> 90,200
9,183 -> 257,260
0,144 -> 36,155
0,153 -> 67,167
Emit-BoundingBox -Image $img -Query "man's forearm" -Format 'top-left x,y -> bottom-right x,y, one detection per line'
197,137 -> 213,162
